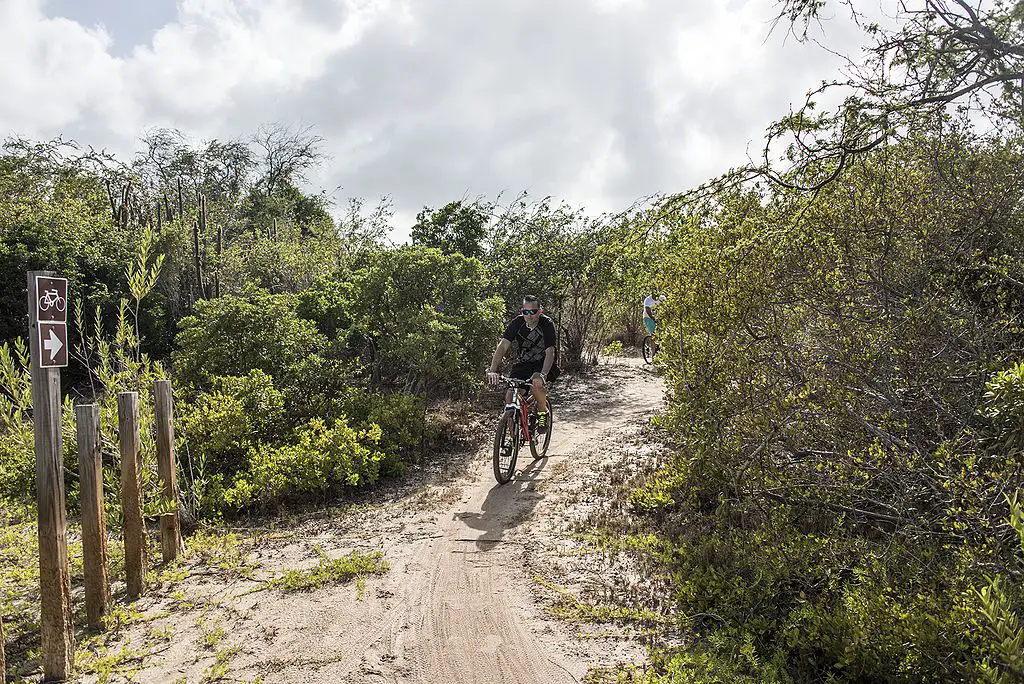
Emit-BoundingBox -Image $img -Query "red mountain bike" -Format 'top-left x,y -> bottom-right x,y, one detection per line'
493,376 -> 554,484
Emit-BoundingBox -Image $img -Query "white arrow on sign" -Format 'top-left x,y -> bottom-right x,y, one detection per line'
43,328 -> 64,361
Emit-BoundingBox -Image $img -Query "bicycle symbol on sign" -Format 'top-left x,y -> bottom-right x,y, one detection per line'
38,289 -> 67,313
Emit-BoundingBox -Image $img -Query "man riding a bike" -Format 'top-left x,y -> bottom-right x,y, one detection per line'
486,295 -> 557,433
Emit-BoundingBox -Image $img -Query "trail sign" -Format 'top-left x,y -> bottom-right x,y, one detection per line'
34,276 -> 69,369
35,276 -> 68,323
27,270 -> 73,679
38,322 -> 68,368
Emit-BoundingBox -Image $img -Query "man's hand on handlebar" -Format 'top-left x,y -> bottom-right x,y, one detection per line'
486,371 -> 501,386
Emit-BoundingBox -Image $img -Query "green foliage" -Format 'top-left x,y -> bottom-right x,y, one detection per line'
595,133 -> 1024,682
602,340 -> 625,357
980,361 -> 1024,456
263,547 -> 389,592
976,577 -> 1024,683
176,370 -> 287,517
0,339 -> 35,501
219,224 -> 343,295
172,289 -> 329,390
340,389 -> 432,465
344,245 -> 505,394
222,417 -> 388,510
411,199 -> 490,258
485,196 -> 627,365
0,138 -> 136,347
974,492 -> 1024,683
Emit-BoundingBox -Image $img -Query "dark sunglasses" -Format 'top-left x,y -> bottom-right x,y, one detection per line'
521,308 -> 539,315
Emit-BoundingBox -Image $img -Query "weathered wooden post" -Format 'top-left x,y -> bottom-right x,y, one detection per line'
118,392 -> 146,600
76,403 -> 109,629
28,271 -> 73,679
153,380 -> 182,562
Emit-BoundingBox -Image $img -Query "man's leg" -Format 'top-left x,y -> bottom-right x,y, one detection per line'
531,373 -> 548,411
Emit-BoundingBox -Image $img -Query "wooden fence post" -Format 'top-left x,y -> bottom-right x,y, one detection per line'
118,392 -> 146,600
76,403 -> 109,629
27,271 -> 73,679
153,380 -> 182,562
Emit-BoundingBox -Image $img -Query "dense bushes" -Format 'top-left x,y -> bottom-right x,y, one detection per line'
165,245 -> 505,514
617,134 -> 1024,681
173,290 -> 330,390
222,417 -> 388,509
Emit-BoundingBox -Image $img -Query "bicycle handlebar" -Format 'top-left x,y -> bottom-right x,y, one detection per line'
499,376 -> 533,387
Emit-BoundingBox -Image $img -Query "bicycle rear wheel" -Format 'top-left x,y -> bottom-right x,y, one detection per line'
529,402 -> 553,460
493,410 -> 519,484
642,335 -> 655,364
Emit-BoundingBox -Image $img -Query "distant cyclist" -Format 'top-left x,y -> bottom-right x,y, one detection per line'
643,290 -> 665,334
486,295 -> 558,433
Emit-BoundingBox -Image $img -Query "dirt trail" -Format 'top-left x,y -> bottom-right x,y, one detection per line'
109,359 -> 663,684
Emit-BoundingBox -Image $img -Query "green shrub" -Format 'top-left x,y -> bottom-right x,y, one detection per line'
341,389 -> 434,462
602,340 -> 625,357
344,246 -> 505,395
223,417 -> 388,510
172,288 -> 329,390
980,361 -> 1024,456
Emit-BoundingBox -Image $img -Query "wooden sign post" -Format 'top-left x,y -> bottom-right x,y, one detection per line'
119,392 -> 146,600
154,380 -> 183,562
27,271 -> 73,679
77,403 -> 109,629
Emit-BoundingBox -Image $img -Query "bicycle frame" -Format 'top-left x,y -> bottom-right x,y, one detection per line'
502,379 -> 536,446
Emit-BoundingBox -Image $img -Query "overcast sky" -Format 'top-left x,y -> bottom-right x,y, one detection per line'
1,0 -> 869,235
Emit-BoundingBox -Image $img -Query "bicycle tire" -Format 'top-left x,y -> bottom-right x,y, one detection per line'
493,410 -> 519,484
642,335 -> 655,364
529,401 -> 553,460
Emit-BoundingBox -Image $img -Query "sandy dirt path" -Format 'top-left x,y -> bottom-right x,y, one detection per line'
102,359 -> 662,684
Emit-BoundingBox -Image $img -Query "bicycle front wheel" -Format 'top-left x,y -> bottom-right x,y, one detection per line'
493,410 -> 519,484
529,402 -> 553,460
642,335 -> 655,364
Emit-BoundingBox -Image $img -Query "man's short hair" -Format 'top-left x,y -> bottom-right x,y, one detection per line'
523,295 -> 540,306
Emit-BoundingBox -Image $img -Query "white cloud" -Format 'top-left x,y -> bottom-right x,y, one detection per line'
1,0 -> 869,227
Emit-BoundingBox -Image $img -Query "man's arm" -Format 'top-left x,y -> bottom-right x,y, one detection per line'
540,347 -> 555,380
488,339 -> 511,374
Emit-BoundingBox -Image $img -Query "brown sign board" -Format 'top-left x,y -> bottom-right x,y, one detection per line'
35,276 -> 68,323
38,322 -> 68,368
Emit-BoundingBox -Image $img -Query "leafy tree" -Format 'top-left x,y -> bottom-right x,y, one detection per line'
172,288 -> 329,391
623,132 -> 1024,681
0,139 -> 137,347
751,0 -> 1024,191
410,199 -> 491,258
344,246 -> 505,395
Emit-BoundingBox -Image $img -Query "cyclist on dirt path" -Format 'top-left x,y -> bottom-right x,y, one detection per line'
486,295 -> 558,433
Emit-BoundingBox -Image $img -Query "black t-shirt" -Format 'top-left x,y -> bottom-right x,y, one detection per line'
502,314 -> 557,364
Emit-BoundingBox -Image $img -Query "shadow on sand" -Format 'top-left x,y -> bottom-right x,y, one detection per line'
456,453 -> 552,551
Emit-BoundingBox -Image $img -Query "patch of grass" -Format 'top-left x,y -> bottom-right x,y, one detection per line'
195,615 -> 243,683
185,528 -> 259,579
148,558 -> 189,588
535,576 -> 670,626
197,615 -> 228,651
75,615 -> 174,684
75,641 -> 152,684
264,548 -> 389,593
1,503 -> 43,677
